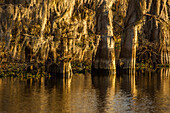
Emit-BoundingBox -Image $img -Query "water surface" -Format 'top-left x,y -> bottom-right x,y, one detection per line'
0,69 -> 170,113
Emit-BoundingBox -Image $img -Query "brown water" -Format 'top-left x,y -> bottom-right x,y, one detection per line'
0,69 -> 170,113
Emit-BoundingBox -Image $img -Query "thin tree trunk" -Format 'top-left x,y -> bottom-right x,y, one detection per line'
58,38 -> 72,78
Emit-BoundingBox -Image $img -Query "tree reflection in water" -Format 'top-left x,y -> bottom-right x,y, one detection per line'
0,69 -> 169,113
91,69 -> 170,112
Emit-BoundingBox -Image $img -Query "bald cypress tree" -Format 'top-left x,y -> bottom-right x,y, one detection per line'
92,0 -> 116,70
144,0 -> 170,65
119,0 -> 146,69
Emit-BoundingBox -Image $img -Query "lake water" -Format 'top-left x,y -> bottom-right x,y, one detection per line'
0,69 -> 170,113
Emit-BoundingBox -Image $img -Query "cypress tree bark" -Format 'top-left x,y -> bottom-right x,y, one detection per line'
159,0 -> 170,65
119,0 -> 146,69
92,0 -> 116,70
144,0 -> 170,65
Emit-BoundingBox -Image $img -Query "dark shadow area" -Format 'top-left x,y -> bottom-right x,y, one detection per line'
91,68 -> 116,76
91,68 -> 116,113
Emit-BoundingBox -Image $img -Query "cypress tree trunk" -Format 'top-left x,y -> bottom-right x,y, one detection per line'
159,0 -> 170,65
119,0 -> 145,69
144,0 -> 161,65
58,38 -> 72,78
92,0 -> 116,70
144,0 -> 170,65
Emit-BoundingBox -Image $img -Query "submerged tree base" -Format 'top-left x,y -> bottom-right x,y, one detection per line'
91,68 -> 116,76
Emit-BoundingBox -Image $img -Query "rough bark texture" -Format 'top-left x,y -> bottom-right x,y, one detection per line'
159,0 -> 170,65
58,38 -> 72,77
92,0 -> 116,70
119,0 -> 145,69
144,0 -> 170,65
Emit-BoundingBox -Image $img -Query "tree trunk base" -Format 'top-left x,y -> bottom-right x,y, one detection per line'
58,62 -> 72,78
92,36 -> 116,70
91,68 -> 116,76
118,58 -> 132,69
47,62 -> 72,78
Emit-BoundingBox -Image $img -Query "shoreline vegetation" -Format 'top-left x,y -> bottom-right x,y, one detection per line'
0,0 -> 169,78
0,61 -> 169,78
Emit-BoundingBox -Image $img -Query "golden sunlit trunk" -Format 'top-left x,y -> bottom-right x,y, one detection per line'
92,0 -> 116,70
160,0 -> 170,65
119,0 -> 145,69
